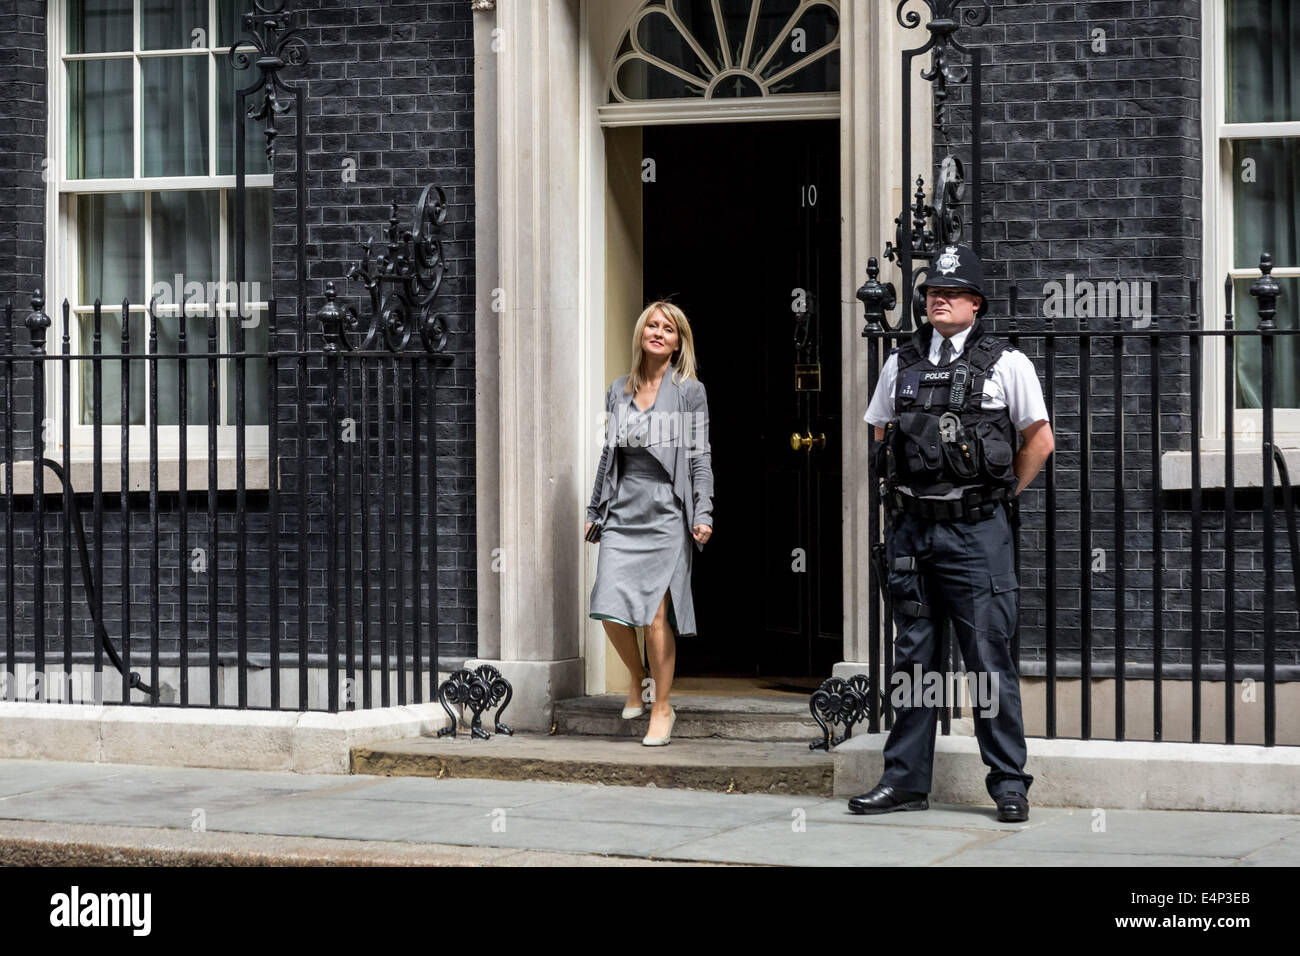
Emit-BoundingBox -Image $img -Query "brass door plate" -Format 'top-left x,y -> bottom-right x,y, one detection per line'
794,363 -> 821,391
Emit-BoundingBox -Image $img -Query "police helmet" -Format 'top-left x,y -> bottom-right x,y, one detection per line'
920,244 -> 988,316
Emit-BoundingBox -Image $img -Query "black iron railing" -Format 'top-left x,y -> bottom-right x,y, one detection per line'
0,186 -> 455,712
862,257 -> 1299,747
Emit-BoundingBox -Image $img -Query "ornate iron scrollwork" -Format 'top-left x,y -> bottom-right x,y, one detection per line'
229,0 -> 310,162
809,673 -> 879,751
872,0 -> 987,332
325,184 -> 451,354
437,665 -> 514,739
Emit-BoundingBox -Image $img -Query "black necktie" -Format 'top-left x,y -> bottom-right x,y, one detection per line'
939,338 -> 954,367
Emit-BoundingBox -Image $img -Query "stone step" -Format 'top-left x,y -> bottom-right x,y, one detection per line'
553,694 -> 824,742
352,733 -> 835,796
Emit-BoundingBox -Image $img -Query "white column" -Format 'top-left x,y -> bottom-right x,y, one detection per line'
838,1 -> 931,673
471,0 -> 586,729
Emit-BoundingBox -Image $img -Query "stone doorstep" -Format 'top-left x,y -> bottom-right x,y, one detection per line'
555,693 -> 819,741
553,694 -> 976,742
0,701 -> 452,774
351,733 -> 836,796
833,733 -> 1300,814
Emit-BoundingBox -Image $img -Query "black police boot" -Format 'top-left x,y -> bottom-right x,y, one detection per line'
847,783 -> 929,815
995,790 -> 1029,822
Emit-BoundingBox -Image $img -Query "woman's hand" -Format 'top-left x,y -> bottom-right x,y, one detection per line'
692,523 -> 712,546
584,521 -> 594,541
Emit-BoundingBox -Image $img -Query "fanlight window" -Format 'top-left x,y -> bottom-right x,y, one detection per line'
609,0 -> 840,102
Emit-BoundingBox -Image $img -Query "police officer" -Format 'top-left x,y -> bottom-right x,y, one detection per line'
851,244 -> 1054,823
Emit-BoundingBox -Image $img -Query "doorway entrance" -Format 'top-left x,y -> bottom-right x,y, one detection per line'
641,119 -> 841,680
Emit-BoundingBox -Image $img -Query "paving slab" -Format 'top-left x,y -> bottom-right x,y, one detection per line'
975,808 -> 1300,859
1238,833 -> 1300,867
310,775 -> 581,809
654,817 -> 990,866
0,759 -> 133,798
0,759 -> 1296,866
402,813 -> 718,857
499,782 -> 812,829
202,796 -> 491,843
799,800 -> 1072,830
0,820 -> 710,866
935,849 -> 1238,867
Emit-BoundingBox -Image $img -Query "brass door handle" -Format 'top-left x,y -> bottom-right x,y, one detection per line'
790,431 -> 826,452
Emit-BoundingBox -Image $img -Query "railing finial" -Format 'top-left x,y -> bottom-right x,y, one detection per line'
26,288 -> 50,354
857,257 -> 898,335
1250,252 -> 1280,332
318,280 -> 343,352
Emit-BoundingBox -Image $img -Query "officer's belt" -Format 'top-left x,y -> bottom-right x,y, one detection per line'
889,486 -> 1010,523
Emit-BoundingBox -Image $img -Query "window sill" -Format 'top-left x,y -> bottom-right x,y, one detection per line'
1,457 -> 273,495
1161,447 -> 1300,491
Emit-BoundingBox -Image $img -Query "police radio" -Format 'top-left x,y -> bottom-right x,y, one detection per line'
948,361 -> 970,410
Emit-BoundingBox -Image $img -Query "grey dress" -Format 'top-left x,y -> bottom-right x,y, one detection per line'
588,399 -> 697,637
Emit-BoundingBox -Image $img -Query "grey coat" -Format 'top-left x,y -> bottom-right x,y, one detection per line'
586,371 -> 714,552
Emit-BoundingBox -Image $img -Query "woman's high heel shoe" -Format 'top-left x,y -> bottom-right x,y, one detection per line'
622,676 -> 650,719
641,707 -> 676,746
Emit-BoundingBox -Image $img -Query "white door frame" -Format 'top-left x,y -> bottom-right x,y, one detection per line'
474,0 -> 929,711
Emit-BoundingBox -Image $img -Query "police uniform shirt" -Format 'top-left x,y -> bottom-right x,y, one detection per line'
863,322 -> 1050,500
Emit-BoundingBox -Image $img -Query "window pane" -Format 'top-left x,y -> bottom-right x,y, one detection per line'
634,9 -> 710,84
150,190 -> 220,306
67,59 -> 133,179
154,310 -> 213,427
1231,139 -> 1300,269
755,4 -> 840,94
611,0 -> 837,101
77,193 -> 144,307
226,188 -> 273,298
217,54 -> 273,176
1233,277 -> 1300,409
78,310 -> 146,426
142,56 -> 210,177
225,313 -> 268,426
216,0 -> 247,46
614,59 -> 705,100
1225,0 -> 1300,123
142,0 -> 208,51
67,0 -> 132,54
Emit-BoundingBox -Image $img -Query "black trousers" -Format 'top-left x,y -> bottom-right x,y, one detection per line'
879,506 -> 1033,800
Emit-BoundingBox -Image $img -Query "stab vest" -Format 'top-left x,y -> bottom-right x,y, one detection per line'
875,319 -> 1019,496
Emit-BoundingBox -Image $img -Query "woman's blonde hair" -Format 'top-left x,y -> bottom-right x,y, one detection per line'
624,300 -> 698,396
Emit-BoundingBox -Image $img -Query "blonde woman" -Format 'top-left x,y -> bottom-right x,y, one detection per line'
586,302 -> 714,746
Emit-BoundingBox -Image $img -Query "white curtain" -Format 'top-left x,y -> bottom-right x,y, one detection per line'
1227,0 -> 1300,409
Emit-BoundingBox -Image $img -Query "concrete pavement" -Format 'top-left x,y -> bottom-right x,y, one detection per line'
0,758 -> 1297,866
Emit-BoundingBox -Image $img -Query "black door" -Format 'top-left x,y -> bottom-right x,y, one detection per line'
642,119 -> 841,678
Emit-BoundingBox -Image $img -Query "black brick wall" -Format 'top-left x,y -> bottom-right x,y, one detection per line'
0,1 -> 45,462
932,1 -> 1299,668
0,0 -> 478,677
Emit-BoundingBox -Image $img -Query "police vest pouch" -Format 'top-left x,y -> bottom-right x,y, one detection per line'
974,421 -> 1017,487
940,429 -> 981,481
897,412 -> 945,478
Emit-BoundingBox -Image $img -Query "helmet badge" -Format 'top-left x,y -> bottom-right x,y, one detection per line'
936,246 -> 960,276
